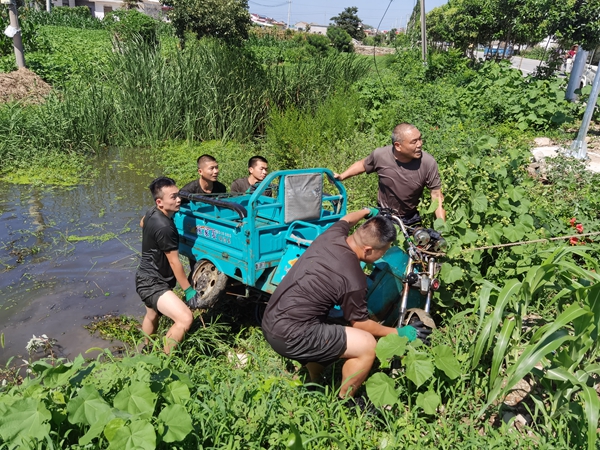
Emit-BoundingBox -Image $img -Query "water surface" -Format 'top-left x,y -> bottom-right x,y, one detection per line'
0,149 -> 167,364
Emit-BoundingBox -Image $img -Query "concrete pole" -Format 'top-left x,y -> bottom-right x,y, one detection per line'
46,0 -> 51,12
570,66 -> 600,160
286,0 -> 291,29
420,0 -> 427,62
566,49 -> 588,101
5,0 -> 26,68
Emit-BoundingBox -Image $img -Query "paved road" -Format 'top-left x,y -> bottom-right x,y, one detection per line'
475,51 -> 541,75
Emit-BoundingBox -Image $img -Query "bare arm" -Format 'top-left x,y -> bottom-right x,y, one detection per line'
340,208 -> 371,228
431,189 -> 446,221
334,159 -> 367,181
351,319 -> 397,338
165,250 -> 192,291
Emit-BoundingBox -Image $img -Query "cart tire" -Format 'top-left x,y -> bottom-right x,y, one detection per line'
190,259 -> 228,309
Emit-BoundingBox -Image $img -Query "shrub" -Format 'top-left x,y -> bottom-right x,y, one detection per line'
327,26 -> 353,52
104,9 -> 159,46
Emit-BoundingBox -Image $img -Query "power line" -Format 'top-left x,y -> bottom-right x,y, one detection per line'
248,0 -> 289,7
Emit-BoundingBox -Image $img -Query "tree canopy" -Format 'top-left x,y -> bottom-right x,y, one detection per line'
330,6 -> 365,41
426,0 -> 600,51
162,0 -> 251,46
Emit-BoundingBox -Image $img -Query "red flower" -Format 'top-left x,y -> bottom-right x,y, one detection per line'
570,217 -> 577,227
570,237 -> 579,245
576,223 -> 584,233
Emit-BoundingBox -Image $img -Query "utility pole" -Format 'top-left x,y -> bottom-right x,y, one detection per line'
2,0 -> 26,68
286,0 -> 291,29
46,0 -> 51,12
420,0 -> 427,62
570,65 -> 600,160
566,49 -> 588,101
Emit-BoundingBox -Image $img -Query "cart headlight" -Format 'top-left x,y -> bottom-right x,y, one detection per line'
413,228 -> 431,246
432,237 -> 448,253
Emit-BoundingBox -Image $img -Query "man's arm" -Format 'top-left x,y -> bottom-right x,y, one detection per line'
165,250 -> 192,291
334,159 -> 366,181
351,319 -> 396,338
431,189 -> 446,221
340,208 -> 372,227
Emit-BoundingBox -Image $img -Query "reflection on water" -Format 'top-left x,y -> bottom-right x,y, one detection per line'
0,148 -> 162,364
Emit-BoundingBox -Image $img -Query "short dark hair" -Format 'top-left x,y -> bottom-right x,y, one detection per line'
149,177 -> 176,200
357,216 -> 397,249
197,154 -> 217,169
391,123 -> 417,145
248,155 -> 268,168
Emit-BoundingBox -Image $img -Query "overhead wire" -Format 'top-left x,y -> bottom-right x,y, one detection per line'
248,0 -> 289,8
372,0 -> 395,100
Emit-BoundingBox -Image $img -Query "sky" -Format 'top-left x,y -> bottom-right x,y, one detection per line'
248,0 -> 449,32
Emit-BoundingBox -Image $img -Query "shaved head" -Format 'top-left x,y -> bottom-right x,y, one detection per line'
392,123 -> 418,145
354,216 -> 397,250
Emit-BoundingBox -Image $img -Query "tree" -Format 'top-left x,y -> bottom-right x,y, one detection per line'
162,0 -> 251,46
550,0 -> 600,50
327,26 -> 353,52
330,6 -> 365,40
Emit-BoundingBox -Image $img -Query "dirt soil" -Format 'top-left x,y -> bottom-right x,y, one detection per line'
0,68 -> 52,104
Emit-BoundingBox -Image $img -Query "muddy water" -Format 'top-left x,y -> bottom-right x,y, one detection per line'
0,149 -> 169,365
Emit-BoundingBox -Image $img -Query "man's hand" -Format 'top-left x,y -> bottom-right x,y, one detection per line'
397,321 -> 432,345
184,286 -> 196,301
364,207 -> 379,219
333,173 -> 342,180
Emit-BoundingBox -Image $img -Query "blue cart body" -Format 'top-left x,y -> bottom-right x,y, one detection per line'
174,168 -> 348,294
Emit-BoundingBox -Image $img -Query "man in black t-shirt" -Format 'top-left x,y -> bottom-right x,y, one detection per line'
181,154 -> 227,195
136,177 -> 204,354
262,209 -> 430,400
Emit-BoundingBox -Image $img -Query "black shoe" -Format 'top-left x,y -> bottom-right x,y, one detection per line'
342,396 -> 379,415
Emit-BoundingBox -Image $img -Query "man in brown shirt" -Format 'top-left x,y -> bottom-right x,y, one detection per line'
335,123 -> 446,224
262,209 -> 431,403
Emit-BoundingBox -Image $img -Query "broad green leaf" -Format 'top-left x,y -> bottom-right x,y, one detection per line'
163,381 -> 191,405
484,223 -> 504,245
440,264 -> 463,284
285,423 -> 304,450
365,373 -> 399,407
113,381 -> 157,420
432,345 -> 461,380
579,385 -> 600,450
461,228 -> 479,245
471,279 -> 521,369
490,317 -> 516,387
416,390 -> 440,415
425,199 -> 439,214
0,397 -> 51,445
67,385 -> 112,426
79,410 -> 115,445
471,192 -> 488,213
503,225 -> 525,242
104,418 -> 126,442
375,334 -> 408,368
404,348 -> 434,388
482,330 -> 575,415
158,404 -> 193,442
107,419 -> 156,450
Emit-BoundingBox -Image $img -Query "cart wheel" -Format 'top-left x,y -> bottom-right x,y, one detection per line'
190,259 -> 227,309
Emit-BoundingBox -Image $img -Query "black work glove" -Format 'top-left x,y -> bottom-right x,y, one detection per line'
400,320 -> 432,346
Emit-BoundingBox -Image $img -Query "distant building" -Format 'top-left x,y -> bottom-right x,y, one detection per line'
293,21 -> 328,35
53,0 -> 162,19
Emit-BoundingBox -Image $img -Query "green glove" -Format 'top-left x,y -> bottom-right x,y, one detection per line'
184,286 -> 197,302
397,326 -> 418,342
365,207 -> 379,219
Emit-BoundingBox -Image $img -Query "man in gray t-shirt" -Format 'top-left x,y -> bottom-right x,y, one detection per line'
335,123 -> 446,223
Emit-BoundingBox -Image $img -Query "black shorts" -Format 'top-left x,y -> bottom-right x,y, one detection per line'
135,275 -> 174,314
263,323 -> 347,367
